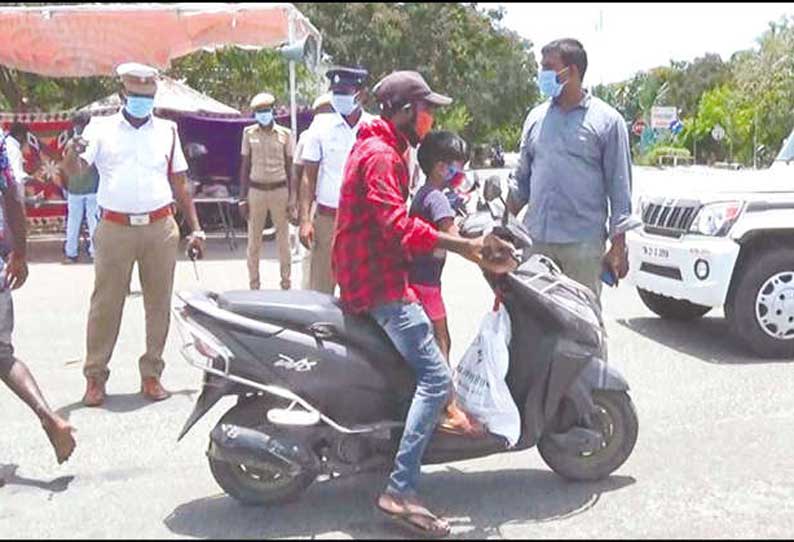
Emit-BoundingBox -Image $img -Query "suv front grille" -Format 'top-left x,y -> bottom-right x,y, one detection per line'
641,198 -> 701,236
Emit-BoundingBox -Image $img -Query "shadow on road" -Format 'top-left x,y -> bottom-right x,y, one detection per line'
0,464 -> 74,493
164,467 -> 635,539
56,388 -> 197,421
616,317 -> 794,365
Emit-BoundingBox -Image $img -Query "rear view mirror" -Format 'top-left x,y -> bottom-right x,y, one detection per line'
483,176 -> 502,202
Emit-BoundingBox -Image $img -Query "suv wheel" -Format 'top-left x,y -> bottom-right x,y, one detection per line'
726,249 -> 794,358
637,288 -> 711,320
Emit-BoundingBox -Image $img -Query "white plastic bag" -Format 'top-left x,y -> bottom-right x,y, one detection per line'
454,304 -> 521,446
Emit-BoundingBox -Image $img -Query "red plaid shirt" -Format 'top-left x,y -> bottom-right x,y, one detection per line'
332,118 -> 439,314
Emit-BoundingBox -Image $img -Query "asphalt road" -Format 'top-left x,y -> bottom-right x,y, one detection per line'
1,230 -> 793,539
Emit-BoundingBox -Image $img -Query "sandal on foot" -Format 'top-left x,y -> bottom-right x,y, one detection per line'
376,496 -> 451,538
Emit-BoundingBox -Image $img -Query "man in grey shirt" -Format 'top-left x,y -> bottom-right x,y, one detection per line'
508,38 -> 640,299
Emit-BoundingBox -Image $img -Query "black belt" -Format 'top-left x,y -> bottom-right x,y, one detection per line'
250,181 -> 287,192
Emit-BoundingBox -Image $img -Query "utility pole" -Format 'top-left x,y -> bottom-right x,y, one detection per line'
693,136 -> 697,165
596,9 -> 604,87
753,116 -> 757,169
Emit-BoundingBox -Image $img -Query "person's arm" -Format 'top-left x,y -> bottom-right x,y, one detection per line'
57,169 -> 70,192
167,130 -> 205,258
283,132 -> 293,203
62,121 -> 101,179
170,171 -> 200,232
0,166 -> 28,290
238,130 -> 252,220
507,114 -> 534,216
602,115 -> 642,281
298,162 -> 319,248
171,170 -> 204,258
61,138 -> 90,179
300,162 -> 318,222
298,125 -> 323,220
292,163 -> 305,200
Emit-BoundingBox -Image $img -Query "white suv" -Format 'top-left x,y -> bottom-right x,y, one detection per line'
627,131 -> 794,358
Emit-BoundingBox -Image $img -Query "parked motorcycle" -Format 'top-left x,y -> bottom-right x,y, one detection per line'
173,177 -> 638,506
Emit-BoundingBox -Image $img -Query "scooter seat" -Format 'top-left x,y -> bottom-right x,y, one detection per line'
216,290 -> 400,360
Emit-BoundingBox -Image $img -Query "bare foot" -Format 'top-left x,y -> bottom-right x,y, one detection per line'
42,416 -> 76,464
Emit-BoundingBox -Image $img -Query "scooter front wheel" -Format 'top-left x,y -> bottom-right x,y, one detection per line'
538,390 -> 638,481
208,398 -> 316,506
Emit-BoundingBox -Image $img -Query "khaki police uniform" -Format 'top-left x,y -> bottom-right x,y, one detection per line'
80,63 -> 188,384
241,112 -> 294,290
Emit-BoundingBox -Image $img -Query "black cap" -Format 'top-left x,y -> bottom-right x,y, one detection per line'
373,71 -> 452,107
326,66 -> 369,90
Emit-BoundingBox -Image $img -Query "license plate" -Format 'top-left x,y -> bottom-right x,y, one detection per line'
129,214 -> 150,226
642,246 -> 669,259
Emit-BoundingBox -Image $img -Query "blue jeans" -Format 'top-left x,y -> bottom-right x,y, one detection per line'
65,193 -> 99,258
369,301 -> 453,496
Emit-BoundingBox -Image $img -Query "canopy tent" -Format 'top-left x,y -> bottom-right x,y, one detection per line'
0,3 -> 321,78
78,75 -> 241,117
0,2 -> 321,147
0,2 -> 323,237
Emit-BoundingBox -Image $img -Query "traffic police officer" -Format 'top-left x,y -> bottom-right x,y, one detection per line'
63,62 -> 205,407
298,67 -> 375,295
239,92 -> 294,290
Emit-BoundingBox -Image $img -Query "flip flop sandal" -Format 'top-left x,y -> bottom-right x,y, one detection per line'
376,500 -> 451,539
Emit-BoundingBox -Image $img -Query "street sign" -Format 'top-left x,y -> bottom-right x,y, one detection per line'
711,124 -> 726,141
669,119 -> 684,135
651,106 -> 678,129
632,119 -> 646,137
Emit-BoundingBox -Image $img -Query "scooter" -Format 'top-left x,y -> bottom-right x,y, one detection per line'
173,177 -> 638,506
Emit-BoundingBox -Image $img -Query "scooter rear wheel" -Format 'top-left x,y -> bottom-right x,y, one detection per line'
208,397 -> 316,506
538,390 -> 638,481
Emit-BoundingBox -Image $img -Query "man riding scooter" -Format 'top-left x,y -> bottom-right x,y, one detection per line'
331,70 -> 514,538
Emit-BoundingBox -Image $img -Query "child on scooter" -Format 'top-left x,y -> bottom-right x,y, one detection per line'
410,130 -> 482,435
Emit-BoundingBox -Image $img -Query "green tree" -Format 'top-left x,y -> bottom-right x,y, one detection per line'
689,85 -> 755,163
665,53 -> 732,119
167,48 -> 323,113
295,2 -> 539,147
729,16 -> 794,165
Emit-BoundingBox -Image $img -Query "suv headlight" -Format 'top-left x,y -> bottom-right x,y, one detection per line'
689,201 -> 744,236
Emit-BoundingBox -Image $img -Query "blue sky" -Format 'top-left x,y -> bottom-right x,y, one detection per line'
498,3 -> 793,84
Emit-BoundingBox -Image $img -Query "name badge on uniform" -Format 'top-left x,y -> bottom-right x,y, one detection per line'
129,214 -> 151,226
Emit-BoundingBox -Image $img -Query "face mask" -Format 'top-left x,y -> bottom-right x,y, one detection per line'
537,67 -> 568,99
255,111 -> 274,126
124,95 -> 154,119
414,109 -> 434,142
443,164 -> 465,188
331,93 -> 359,116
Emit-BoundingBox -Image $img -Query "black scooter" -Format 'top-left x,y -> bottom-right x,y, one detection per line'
173,178 -> 638,506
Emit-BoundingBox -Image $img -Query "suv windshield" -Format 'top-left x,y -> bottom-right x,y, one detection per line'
776,130 -> 794,162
